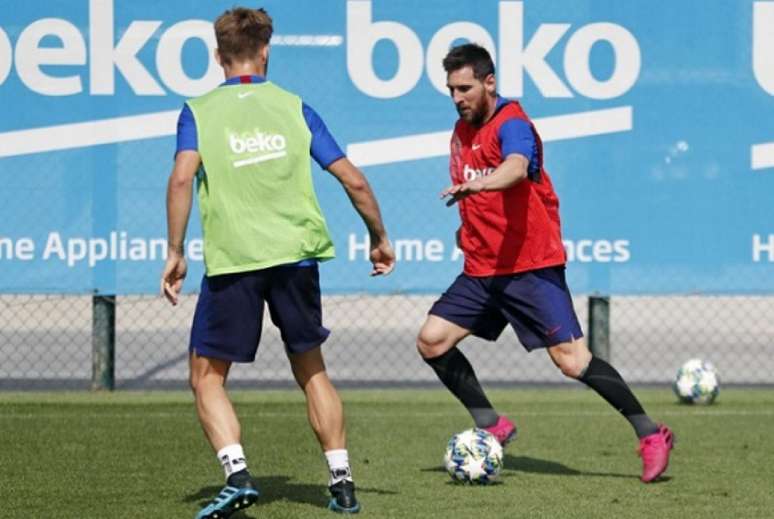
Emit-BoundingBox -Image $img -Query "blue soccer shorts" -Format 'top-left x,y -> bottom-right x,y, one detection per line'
429,266 -> 583,350
190,264 -> 330,362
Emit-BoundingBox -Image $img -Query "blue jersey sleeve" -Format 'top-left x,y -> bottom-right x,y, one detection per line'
175,103 -> 198,156
175,99 -> 345,168
303,103 -> 345,169
498,118 -> 539,178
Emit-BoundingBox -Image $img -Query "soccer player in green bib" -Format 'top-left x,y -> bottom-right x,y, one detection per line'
160,7 -> 395,518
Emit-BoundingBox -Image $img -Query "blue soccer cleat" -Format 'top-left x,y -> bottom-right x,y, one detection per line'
195,482 -> 259,519
328,479 -> 361,514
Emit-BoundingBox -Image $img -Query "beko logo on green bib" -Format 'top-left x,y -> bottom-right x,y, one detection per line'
228,131 -> 288,168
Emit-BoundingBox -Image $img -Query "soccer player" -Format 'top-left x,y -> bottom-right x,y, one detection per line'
160,7 -> 395,517
416,43 -> 673,483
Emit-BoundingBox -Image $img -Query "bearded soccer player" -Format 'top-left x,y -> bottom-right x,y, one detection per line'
416,43 -> 673,483
161,7 -> 394,518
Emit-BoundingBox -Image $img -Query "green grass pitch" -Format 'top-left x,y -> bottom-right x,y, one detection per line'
1,388 -> 773,518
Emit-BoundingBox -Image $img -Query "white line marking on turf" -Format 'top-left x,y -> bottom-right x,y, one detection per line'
500,409 -> 774,417
347,106 -> 634,167
0,110 -> 179,158
4,408 -> 774,419
751,142 -> 774,170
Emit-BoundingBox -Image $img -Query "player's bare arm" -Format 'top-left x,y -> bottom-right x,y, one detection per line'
161,150 -> 200,305
441,153 -> 529,205
327,157 -> 396,276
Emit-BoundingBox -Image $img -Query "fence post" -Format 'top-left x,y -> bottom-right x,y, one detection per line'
92,294 -> 116,391
588,295 -> 611,363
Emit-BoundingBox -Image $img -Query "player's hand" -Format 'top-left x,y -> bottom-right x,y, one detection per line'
455,227 -> 462,249
369,238 -> 395,276
441,179 -> 486,206
161,251 -> 187,305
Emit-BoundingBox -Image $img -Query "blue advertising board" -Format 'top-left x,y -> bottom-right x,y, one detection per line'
0,0 -> 772,294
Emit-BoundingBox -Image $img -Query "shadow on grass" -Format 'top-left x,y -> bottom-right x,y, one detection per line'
421,455 -> 644,481
502,454 -> 641,479
184,475 -> 398,516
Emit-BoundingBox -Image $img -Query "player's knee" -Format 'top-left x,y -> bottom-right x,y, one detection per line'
189,365 -> 226,395
189,370 -> 216,395
549,343 -> 591,379
291,362 -> 327,391
415,334 -> 433,359
556,356 -> 585,379
288,346 -> 326,385
416,329 -> 446,359
188,371 -> 202,394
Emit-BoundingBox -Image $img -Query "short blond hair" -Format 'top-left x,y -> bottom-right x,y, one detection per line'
214,7 -> 273,65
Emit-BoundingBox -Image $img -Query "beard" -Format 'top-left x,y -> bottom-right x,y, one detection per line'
456,94 -> 488,126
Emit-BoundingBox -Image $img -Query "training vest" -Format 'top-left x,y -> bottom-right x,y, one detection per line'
187,81 -> 335,276
450,101 -> 566,276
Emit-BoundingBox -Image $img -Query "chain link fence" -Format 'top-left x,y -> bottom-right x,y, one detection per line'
1,293 -> 772,390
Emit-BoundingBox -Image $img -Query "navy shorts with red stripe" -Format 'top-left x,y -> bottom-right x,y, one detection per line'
190,264 -> 329,362
429,266 -> 583,351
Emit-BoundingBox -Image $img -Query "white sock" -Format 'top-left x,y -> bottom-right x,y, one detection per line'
217,444 -> 248,480
325,449 -> 352,486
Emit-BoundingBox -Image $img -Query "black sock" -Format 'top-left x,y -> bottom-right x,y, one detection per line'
424,347 -> 499,428
579,356 -> 659,439
227,469 -> 253,488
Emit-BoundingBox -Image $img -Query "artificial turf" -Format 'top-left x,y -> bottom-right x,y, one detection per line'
1,388 -> 772,518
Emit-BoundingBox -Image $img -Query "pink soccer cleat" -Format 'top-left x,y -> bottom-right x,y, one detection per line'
637,424 -> 674,483
484,416 -> 517,447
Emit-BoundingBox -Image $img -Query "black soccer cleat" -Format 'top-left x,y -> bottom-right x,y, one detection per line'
327,480 -> 361,514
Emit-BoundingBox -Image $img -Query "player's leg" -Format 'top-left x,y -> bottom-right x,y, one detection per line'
267,264 -> 359,513
496,266 -> 673,482
189,273 -> 263,518
417,275 -> 516,445
417,314 -> 495,425
546,338 -> 674,482
189,351 -> 241,455
547,337 -> 659,437
288,346 -> 345,450
288,347 -> 359,513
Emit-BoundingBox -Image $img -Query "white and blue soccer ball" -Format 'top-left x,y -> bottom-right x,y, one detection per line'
673,358 -> 720,405
443,428 -> 503,484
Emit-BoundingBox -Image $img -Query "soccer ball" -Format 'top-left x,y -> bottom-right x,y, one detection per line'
443,428 -> 503,484
673,358 -> 720,405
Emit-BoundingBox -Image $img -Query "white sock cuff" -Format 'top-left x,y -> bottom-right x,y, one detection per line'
325,449 -> 351,484
217,444 -> 247,478
325,449 -> 349,467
